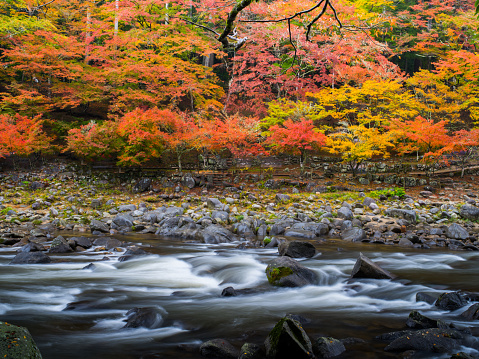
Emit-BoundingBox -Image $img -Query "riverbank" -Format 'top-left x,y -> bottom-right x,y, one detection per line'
1,160 -> 479,253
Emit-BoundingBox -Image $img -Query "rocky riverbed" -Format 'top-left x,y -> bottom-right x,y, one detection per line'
2,162 -> 479,358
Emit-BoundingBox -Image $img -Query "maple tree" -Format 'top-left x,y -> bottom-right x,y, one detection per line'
267,119 -> 327,172
327,125 -> 394,176
0,113 -> 52,160
443,129 -> 479,177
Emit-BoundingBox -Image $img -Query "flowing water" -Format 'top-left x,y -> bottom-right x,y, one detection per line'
1,235 -> 479,359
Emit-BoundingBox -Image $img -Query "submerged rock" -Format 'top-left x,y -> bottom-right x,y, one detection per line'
460,303 -> 479,320
406,310 -> 449,329
123,307 -> 164,329
313,337 -> 346,358
350,253 -> 395,280
200,338 -> 238,359
265,256 -> 317,287
0,321 -> 42,359
264,316 -> 314,359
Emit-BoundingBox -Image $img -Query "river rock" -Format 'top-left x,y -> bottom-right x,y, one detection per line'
291,222 -> 329,236
10,251 -> 52,264
350,253 -> 396,280
313,337 -> 346,358
133,178 -> 152,193
118,204 -> 136,212
20,242 -> 45,253
435,292 -> 468,311
112,214 -> 134,228
93,237 -> 123,249
212,210 -> 229,224
460,303 -> 479,320
164,206 -> 184,216
200,338 -> 238,359
207,198 -> 223,210
406,310 -> 449,329
269,224 -> 286,236
118,246 -> 149,262
123,307 -> 164,329
275,194 -> 290,203
265,256 -> 317,287
71,237 -> 93,249
384,328 -> 462,353
446,223 -> 469,240
264,316 -> 314,359
416,292 -> 439,304
0,321 -> 42,359
283,229 -> 316,240
48,235 -> 73,253
386,209 -> 417,224
341,227 -> 366,242
90,219 -> 109,233
337,207 -> 353,220
278,241 -> 316,258
459,204 -> 479,220
239,343 -> 262,359
196,225 -> 238,244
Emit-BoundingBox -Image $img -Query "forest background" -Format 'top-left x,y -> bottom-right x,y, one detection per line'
1,0 -> 479,175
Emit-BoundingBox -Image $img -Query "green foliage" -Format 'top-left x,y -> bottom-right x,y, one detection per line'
0,207 -> 13,215
369,187 -> 406,199
263,236 -> 271,245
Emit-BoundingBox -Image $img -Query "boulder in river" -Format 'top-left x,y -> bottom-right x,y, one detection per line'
118,246 -> 149,262
384,328 -> 462,353
264,316 -> 314,359
239,342 -> 262,359
406,310 -> 449,329
10,251 -> 51,264
435,292 -> 468,311
341,228 -> 366,242
278,241 -> 316,258
313,337 -> 346,358
265,256 -> 318,287
200,338 -> 238,359
350,253 -> 396,280
93,237 -> 123,250
0,321 -> 42,359
460,303 -> 479,320
123,307 -> 165,329
48,235 -> 73,253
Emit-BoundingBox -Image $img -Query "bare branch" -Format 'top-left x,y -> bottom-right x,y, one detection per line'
305,0 -> 330,41
287,18 -> 297,69
217,0 -> 256,48
239,0 -> 325,23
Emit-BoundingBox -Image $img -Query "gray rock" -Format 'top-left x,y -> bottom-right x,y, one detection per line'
0,321 -> 43,358
239,343 -> 262,359
29,181 -> 45,191
384,328 -> 462,353
207,198 -> 223,210
90,219 -> 109,233
91,199 -> 102,209
113,214 -> 134,228
164,206 -> 184,216
212,210 -> 229,224
459,204 -> 479,220
435,292 -> 468,311
406,310 -> 449,329
460,303 -> 479,320
264,316 -> 313,359
386,209 -> 417,224
291,222 -> 329,236
341,227 -> 366,242
200,338 -> 238,359
275,194 -> 291,203
182,176 -> 196,189
31,202 -> 42,210
196,225 -> 238,244
123,307 -> 164,329
10,251 -> 51,264
118,204 -> 136,212
416,292 -> 439,304
269,224 -> 286,236
313,337 -> 346,358
118,247 -> 149,262
350,253 -> 395,280
283,229 -> 316,240
133,178 -> 152,193
265,256 -> 318,287
363,197 -> 376,208
233,222 -> 254,236
337,207 -> 353,220
93,237 -> 123,249
278,241 -> 316,258
446,223 -> 469,240
49,235 -> 73,253
71,237 -> 93,249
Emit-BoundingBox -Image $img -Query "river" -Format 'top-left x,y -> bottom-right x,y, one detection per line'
1,235 -> 479,358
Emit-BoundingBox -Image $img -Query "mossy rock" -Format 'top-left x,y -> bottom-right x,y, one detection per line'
264,316 -> 313,359
0,321 -> 42,359
265,256 -> 317,287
